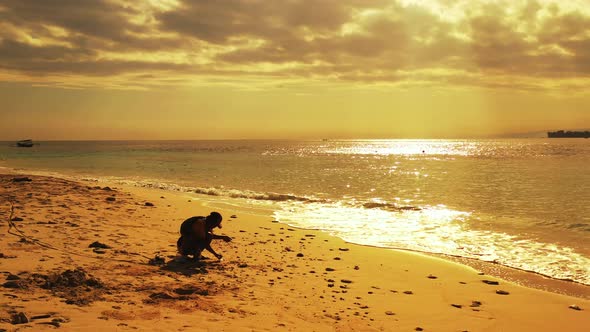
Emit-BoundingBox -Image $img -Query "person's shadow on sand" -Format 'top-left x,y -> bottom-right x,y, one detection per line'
161,257 -> 223,277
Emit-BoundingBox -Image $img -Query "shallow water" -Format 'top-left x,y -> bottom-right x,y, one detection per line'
1,139 -> 589,284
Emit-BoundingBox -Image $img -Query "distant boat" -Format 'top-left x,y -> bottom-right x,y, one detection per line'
16,139 -> 34,147
547,130 -> 590,138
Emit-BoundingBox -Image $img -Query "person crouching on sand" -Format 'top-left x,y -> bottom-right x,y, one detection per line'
177,212 -> 232,261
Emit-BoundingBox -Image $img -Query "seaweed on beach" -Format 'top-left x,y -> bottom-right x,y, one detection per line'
3,268 -> 106,306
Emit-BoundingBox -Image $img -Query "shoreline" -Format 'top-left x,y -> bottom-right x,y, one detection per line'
1,172 -> 589,330
2,165 -> 589,299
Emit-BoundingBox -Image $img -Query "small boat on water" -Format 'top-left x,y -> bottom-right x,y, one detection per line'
16,139 -> 34,147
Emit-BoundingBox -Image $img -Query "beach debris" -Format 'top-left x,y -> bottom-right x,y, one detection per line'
341,279 -> 353,284
451,304 -> 463,309
296,253 -> 304,257
11,177 -> 32,183
403,291 -> 414,295
11,312 -> 29,325
338,248 -> 350,252
145,202 -> 154,207
385,311 -> 395,316
105,197 -> 116,202
496,290 -> 510,295
427,274 -> 437,279
89,241 -> 111,249
569,305 -> 582,311
482,280 -> 499,285
30,314 -> 52,320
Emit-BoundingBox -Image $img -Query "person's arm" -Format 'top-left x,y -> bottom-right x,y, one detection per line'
204,242 -> 223,259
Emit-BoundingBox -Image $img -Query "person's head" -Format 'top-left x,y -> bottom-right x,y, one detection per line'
205,212 -> 223,230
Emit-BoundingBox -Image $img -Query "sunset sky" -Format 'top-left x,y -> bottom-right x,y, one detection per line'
1,0 -> 589,140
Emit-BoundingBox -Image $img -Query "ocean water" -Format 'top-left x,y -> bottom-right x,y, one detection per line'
1,139 -> 589,285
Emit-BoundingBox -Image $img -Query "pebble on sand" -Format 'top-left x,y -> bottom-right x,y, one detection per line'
296,253 -> 304,257
89,241 -> 111,249
496,290 -> 510,295
106,197 -> 116,202
482,280 -> 499,285
11,312 -> 29,325
385,311 -> 395,316
145,202 -> 154,206
569,305 -> 582,311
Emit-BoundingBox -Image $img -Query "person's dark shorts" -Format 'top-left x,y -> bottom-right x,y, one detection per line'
177,235 -> 207,256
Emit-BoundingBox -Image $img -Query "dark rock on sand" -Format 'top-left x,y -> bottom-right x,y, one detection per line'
569,305 -> 582,311
341,279 -> 353,284
11,217 -> 24,222
296,253 -> 304,257
12,177 -> 32,183
338,248 -> 350,252
470,301 -> 482,307
427,274 -> 437,279
31,314 -> 52,320
102,187 -> 113,191
106,197 -> 116,202
11,312 -> 29,324
385,311 -> 395,316
3,280 -> 24,289
230,215 -> 237,218
148,255 -> 166,266
325,268 -> 335,272
496,290 -> 510,295
6,274 -> 20,280
415,328 -> 424,331
238,263 -> 248,268
145,202 -> 154,207
451,304 -> 462,309
482,280 -> 499,285
89,241 -> 111,249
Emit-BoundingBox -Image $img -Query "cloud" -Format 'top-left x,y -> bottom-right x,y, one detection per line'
0,0 -> 589,90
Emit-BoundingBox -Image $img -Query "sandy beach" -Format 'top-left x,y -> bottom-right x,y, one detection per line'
1,173 -> 589,331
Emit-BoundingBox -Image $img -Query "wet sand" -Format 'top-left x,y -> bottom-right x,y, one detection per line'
1,173 -> 589,331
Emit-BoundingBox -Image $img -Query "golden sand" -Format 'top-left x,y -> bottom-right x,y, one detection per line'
1,174 -> 589,331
